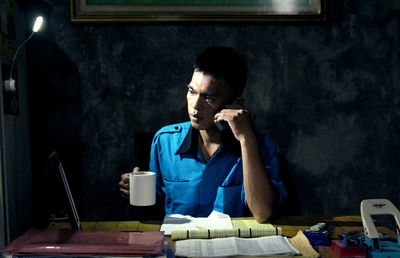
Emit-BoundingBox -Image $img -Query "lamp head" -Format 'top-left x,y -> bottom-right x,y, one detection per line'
4,16 -> 44,93
32,16 -> 43,32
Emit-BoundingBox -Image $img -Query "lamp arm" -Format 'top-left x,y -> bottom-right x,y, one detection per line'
9,31 -> 34,79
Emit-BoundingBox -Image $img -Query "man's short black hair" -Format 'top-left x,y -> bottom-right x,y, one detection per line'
194,47 -> 248,98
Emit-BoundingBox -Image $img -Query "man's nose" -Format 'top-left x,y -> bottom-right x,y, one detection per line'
192,94 -> 202,110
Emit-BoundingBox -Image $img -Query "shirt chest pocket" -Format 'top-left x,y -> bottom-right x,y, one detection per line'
164,177 -> 189,183
163,177 -> 194,213
213,184 -> 244,217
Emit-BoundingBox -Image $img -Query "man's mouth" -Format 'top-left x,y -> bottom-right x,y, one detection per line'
190,113 -> 201,122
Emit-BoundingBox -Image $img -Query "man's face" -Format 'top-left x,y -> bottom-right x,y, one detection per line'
187,70 -> 231,130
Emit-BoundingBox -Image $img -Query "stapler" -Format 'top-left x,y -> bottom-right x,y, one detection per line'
303,222 -> 334,246
361,199 -> 400,257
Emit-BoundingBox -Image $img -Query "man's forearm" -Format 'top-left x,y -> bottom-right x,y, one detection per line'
241,134 -> 277,223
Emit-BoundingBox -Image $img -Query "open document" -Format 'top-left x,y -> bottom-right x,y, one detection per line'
175,235 -> 300,257
160,211 -> 232,235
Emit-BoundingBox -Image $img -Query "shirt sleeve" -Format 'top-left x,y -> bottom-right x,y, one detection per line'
262,140 -> 287,209
243,135 -> 287,211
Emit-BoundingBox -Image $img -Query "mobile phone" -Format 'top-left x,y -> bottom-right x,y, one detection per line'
214,99 -> 239,132
215,119 -> 229,131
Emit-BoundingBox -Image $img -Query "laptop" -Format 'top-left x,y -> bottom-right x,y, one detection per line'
48,151 -> 82,232
2,152 -> 165,255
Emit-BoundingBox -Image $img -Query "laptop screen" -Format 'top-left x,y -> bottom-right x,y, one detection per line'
48,151 -> 82,232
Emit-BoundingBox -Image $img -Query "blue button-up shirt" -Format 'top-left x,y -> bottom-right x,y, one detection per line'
149,121 -> 287,217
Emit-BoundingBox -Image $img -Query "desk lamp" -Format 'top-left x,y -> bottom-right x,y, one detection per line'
4,16 -> 43,92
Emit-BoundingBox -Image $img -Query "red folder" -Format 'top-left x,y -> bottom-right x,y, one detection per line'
2,228 -> 165,255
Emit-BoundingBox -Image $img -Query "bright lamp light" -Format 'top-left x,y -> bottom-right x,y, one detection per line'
4,16 -> 44,92
32,16 -> 43,33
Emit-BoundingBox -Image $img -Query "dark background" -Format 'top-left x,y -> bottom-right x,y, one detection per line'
18,0 -> 400,222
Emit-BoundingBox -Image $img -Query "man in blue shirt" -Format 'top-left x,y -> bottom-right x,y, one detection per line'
120,47 -> 287,222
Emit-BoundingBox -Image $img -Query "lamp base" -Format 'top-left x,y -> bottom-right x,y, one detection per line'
4,79 -> 16,92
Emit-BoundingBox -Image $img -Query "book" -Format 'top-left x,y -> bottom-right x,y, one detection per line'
171,227 -> 282,240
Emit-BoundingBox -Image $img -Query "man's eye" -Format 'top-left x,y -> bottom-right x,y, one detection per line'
205,96 -> 215,102
188,88 -> 195,94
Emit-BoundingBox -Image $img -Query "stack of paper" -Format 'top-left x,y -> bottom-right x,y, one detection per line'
160,211 -> 233,235
171,227 -> 282,240
163,211 -> 303,256
175,235 -> 300,257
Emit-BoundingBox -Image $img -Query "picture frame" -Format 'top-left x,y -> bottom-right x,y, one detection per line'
70,0 -> 326,23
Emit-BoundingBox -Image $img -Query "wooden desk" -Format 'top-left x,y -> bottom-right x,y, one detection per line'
47,215 -> 396,258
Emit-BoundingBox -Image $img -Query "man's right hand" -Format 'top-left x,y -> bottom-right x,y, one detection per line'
119,167 -> 140,199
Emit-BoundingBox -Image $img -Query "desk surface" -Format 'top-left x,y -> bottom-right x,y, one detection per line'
47,215 -> 396,258
48,215 -> 396,237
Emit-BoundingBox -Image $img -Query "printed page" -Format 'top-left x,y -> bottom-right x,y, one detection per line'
175,235 -> 300,257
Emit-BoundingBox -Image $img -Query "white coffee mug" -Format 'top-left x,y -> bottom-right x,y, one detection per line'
129,171 -> 156,206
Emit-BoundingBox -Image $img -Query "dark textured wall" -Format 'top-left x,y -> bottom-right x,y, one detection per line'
24,0 -> 400,222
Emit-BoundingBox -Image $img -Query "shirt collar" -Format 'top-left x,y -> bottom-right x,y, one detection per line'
175,125 -> 241,157
175,125 -> 198,155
